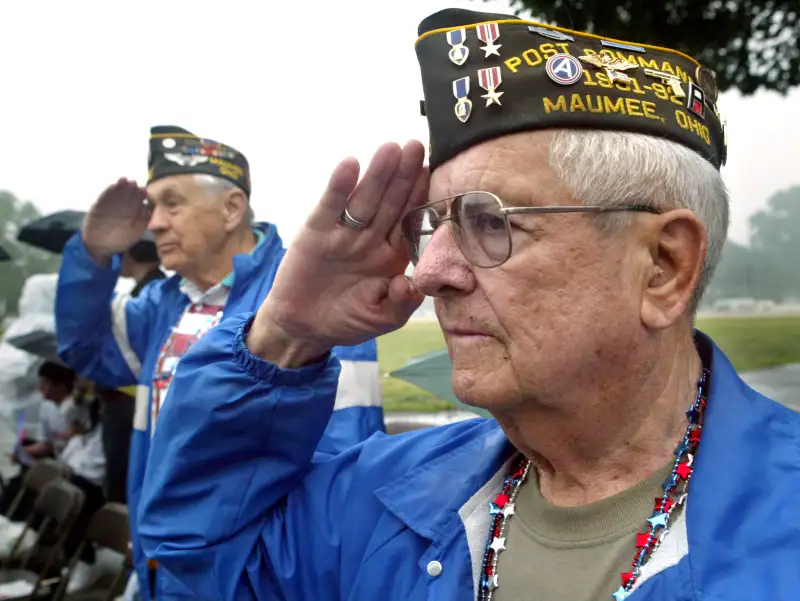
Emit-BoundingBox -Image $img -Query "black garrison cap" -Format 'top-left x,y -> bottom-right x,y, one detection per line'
147,125 -> 251,196
416,8 -> 727,171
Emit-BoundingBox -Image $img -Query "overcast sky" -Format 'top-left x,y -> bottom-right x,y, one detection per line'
1,0 -> 798,246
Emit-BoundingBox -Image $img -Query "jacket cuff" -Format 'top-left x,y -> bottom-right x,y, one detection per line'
66,232 -> 122,272
233,314 -> 336,385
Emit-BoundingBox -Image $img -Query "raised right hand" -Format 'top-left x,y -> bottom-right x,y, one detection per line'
81,178 -> 150,261
247,140 -> 429,368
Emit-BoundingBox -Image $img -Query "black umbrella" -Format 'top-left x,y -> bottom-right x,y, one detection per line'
0,244 -> 10,261
5,330 -> 62,365
17,210 -> 156,258
16,210 -> 87,254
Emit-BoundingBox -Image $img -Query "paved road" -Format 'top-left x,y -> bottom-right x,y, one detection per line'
740,364 -> 800,413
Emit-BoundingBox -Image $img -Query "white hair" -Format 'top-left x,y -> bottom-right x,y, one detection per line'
548,130 -> 729,309
193,173 -> 254,226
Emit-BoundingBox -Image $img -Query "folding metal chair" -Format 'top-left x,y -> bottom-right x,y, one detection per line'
53,503 -> 131,601
0,478 -> 86,599
4,459 -> 70,523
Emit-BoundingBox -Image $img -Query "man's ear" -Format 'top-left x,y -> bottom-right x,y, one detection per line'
641,209 -> 707,329
222,188 -> 248,232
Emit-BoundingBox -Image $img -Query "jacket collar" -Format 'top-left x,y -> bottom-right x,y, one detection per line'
685,332 -> 800,594
374,331 -> 800,584
228,222 -> 283,291
374,419 -> 512,541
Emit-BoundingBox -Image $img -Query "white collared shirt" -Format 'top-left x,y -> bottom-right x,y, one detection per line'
60,426 -> 106,487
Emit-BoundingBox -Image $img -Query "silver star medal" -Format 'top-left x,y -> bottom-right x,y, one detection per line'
478,67 -> 504,107
476,22 -> 502,57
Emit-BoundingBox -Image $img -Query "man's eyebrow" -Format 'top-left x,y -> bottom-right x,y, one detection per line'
150,188 -> 185,203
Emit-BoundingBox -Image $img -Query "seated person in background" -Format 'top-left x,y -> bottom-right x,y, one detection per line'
31,362 -> 90,458
59,396 -> 108,590
0,396 -> 106,590
0,361 -> 89,519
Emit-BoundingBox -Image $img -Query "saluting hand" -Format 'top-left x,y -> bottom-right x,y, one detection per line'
248,141 -> 428,367
82,178 -> 150,263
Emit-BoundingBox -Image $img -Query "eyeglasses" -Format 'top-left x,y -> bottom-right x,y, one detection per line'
401,191 -> 659,268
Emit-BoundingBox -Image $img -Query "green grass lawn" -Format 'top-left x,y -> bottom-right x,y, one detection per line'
380,315 -> 800,413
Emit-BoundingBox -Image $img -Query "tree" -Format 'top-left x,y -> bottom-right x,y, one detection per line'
701,186 -> 800,304
497,0 -> 799,95
746,185 -> 800,300
702,240 -> 758,305
0,191 -> 62,317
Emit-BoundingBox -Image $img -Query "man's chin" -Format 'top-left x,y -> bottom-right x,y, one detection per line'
158,252 -> 185,274
452,366 -> 499,410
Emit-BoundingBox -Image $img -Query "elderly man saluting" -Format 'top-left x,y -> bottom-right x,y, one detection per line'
55,126 -> 383,600
139,10 -> 799,601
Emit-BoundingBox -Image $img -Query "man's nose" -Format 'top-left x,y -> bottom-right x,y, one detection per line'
147,204 -> 168,232
411,224 -> 476,298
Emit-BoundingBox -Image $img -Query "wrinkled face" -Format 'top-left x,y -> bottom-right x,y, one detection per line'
410,131 -> 650,412
146,175 -> 228,274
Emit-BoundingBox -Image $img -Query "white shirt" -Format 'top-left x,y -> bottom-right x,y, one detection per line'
39,396 -> 89,455
60,426 -> 106,487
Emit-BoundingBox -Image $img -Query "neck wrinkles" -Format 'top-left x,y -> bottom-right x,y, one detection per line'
497,333 -> 703,507
182,229 -> 256,292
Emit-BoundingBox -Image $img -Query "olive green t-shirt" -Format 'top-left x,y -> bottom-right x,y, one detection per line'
492,461 -> 676,601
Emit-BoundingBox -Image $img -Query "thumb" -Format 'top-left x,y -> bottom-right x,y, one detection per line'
387,275 -> 425,319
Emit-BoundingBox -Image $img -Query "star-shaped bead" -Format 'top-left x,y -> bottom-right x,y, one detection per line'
613,586 -> 631,601
675,462 -> 692,480
648,512 -> 669,529
502,503 -> 516,518
485,574 -> 499,590
490,537 -> 506,552
489,503 -> 501,515
654,497 -> 675,513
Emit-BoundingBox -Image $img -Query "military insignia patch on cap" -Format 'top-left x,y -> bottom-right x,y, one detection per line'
416,8 -> 727,171
546,54 -> 583,85
147,125 -> 252,196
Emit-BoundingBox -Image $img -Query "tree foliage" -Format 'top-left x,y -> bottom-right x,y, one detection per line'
0,191 -> 61,317
703,185 -> 800,305
500,0 -> 799,95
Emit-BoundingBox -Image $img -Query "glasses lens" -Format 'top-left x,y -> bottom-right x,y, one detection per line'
402,201 -> 447,265
452,192 -> 510,267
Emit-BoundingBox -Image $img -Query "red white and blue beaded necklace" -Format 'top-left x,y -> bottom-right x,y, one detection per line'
479,368 -> 710,601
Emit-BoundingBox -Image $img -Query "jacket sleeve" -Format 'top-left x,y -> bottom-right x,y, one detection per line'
55,233 -> 157,388
138,313 -> 351,600
323,338 -> 385,454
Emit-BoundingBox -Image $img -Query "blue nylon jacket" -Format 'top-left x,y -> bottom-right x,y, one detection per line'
55,226 -> 384,600
139,314 -> 800,601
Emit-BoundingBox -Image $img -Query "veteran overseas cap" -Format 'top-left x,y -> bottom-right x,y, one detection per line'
416,8 -> 727,171
147,125 -> 252,196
